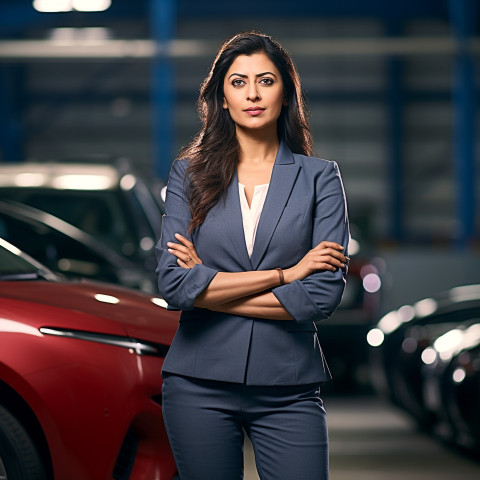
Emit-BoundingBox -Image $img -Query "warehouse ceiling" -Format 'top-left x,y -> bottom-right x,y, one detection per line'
0,0 -> 452,37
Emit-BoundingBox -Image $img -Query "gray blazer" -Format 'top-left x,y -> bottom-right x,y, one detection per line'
156,141 -> 350,386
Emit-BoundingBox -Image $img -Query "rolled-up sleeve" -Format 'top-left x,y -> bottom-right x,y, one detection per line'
272,161 -> 350,322
155,160 -> 218,310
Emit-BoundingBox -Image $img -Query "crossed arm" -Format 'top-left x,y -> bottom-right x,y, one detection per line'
167,233 -> 348,320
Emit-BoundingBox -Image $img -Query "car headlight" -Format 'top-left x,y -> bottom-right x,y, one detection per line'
39,327 -> 168,357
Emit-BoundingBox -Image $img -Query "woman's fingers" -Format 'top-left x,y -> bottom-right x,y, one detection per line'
174,234 -> 202,262
167,241 -> 189,254
315,241 -> 344,251
176,258 -> 191,269
167,242 -> 190,258
168,246 -> 195,269
174,233 -> 193,247
167,233 -> 203,267
312,242 -> 348,261
307,250 -> 349,271
311,247 -> 348,266
168,246 -> 192,262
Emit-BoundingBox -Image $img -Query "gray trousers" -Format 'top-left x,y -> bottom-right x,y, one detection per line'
162,373 -> 329,480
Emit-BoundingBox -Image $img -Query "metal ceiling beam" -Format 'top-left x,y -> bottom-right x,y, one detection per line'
0,37 -> 479,61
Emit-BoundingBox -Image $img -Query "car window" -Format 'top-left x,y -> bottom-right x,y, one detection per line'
0,188 -> 138,258
122,187 -> 158,254
0,214 -> 118,282
0,241 -> 39,275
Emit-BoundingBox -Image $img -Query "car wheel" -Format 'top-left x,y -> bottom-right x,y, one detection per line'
0,405 -> 46,480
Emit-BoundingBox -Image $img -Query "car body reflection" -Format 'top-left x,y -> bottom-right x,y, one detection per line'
0,237 -> 180,479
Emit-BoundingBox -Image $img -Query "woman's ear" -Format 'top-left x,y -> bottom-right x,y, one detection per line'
223,97 -> 228,109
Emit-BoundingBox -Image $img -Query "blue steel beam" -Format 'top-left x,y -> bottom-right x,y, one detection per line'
150,0 -> 176,182
449,0 -> 477,246
0,66 -> 24,162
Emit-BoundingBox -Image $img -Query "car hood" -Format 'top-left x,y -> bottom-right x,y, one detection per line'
0,280 -> 179,345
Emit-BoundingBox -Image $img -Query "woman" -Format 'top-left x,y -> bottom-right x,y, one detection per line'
156,31 -> 349,480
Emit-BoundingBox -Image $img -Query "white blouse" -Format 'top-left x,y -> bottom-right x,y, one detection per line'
238,182 -> 269,258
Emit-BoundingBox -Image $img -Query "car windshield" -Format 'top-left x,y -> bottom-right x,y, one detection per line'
0,188 -> 157,260
0,238 -> 57,281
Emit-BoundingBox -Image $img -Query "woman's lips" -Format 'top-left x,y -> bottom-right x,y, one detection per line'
244,108 -> 265,116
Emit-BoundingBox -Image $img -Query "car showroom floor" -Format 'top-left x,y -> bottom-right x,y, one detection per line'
243,395 -> 480,480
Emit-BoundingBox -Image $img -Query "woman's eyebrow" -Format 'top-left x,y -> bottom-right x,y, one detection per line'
256,71 -> 277,78
228,71 -> 277,79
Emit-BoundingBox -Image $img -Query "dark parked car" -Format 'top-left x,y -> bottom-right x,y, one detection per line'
0,237 -> 180,479
0,199 -> 155,292
422,320 -> 480,456
0,162 -> 164,274
367,284 -> 480,455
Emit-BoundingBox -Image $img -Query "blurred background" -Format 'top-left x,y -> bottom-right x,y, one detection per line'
0,1 -> 479,478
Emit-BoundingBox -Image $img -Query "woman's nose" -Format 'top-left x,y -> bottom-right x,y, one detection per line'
247,83 -> 260,101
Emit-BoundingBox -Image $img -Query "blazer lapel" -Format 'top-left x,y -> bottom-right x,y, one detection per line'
250,141 -> 301,270
222,169 -> 253,271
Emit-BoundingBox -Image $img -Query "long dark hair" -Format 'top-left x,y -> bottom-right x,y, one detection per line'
180,31 -> 313,232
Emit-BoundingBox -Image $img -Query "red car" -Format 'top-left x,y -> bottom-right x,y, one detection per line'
0,238 -> 180,480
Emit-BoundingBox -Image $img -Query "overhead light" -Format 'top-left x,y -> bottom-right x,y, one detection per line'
33,0 -> 72,12
33,0 -> 111,13
72,0 -> 111,12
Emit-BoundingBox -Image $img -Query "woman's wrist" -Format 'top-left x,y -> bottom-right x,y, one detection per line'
276,267 -> 296,285
281,266 -> 298,285
275,268 -> 285,286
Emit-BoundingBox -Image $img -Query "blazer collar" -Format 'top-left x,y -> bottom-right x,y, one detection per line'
223,168 -> 253,270
250,140 -> 301,270
273,138 -> 295,165
222,140 -> 301,271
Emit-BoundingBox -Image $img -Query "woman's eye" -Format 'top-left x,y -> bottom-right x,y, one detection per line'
232,79 -> 245,87
260,77 -> 274,85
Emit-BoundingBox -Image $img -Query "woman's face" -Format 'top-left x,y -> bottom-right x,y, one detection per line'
222,52 -> 286,133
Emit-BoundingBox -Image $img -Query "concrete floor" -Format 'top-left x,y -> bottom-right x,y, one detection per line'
243,395 -> 480,480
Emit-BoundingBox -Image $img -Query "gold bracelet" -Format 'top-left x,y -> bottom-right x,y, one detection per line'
276,267 -> 285,286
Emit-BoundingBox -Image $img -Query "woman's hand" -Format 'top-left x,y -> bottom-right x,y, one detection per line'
283,241 -> 348,284
167,233 -> 203,269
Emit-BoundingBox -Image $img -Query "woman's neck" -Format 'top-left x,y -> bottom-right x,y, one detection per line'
236,125 -> 279,166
